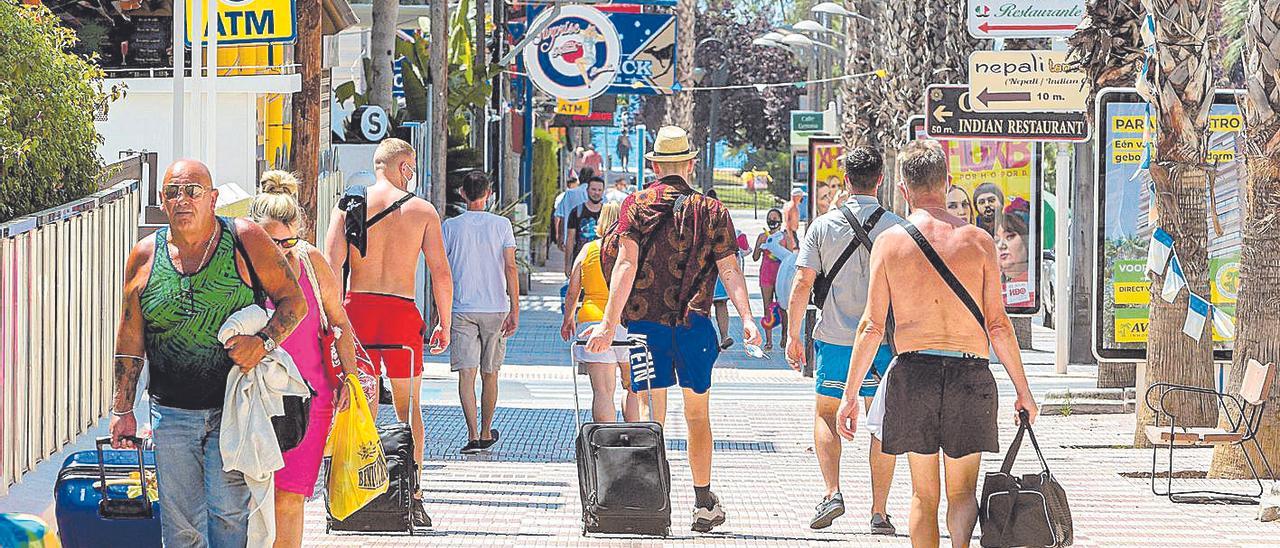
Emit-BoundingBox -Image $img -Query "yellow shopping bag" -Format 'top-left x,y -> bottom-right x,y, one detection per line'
325,374 -> 389,520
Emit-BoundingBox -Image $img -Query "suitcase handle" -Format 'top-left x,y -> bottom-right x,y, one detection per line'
571,336 -> 657,427
95,436 -> 154,520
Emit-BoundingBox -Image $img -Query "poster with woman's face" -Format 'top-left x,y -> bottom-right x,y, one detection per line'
940,140 -> 1038,311
807,137 -> 843,219
910,118 -> 1041,313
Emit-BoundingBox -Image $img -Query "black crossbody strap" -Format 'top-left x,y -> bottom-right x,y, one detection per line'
366,192 -> 415,228
902,222 -> 985,330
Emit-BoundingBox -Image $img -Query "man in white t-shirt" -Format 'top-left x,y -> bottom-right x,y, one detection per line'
441,171 -> 521,454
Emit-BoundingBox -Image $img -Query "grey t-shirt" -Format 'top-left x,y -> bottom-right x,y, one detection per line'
795,195 -> 903,346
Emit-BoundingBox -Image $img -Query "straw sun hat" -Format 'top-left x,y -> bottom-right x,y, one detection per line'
644,126 -> 700,163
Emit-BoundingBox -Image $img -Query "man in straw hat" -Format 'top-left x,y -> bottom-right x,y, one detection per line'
586,126 -> 762,533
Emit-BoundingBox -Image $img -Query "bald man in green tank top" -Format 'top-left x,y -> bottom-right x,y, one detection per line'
109,159 -> 308,547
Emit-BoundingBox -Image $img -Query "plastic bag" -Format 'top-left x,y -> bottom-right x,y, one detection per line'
325,374 -> 388,520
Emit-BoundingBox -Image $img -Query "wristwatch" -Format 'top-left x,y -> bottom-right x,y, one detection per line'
255,332 -> 278,353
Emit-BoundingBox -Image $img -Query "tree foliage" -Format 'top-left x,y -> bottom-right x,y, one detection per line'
639,0 -> 804,153
0,3 -> 119,221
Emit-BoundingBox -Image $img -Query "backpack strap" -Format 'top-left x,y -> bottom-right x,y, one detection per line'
824,206 -> 864,282
901,222 -> 985,330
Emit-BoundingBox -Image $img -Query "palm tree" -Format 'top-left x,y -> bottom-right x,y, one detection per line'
1208,0 -> 1280,481
1067,0 -> 1145,114
1134,0 -> 1219,445
665,0 -> 697,128
368,0 -> 400,112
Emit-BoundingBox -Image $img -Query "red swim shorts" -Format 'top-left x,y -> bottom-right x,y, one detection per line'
344,292 -> 425,378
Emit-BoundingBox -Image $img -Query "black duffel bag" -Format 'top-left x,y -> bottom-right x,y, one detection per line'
979,410 -> 1072,548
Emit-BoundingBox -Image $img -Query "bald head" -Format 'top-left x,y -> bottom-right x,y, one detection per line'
163,159 -> 213,188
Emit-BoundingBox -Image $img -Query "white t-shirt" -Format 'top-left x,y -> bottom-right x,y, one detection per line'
604,188 -> 630,204
441,211 -> 517,314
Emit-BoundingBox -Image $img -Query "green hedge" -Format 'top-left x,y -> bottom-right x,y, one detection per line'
1,4 -> 119,221
530,129 -> 560,237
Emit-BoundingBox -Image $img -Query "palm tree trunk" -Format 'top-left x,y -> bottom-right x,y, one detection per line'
1134,0 -> 1219,446
369,0 -> 399,112
1209,0 -> 1280,479
665,0 -> 696,129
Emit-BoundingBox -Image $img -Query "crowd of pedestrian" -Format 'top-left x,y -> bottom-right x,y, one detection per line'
106,125 -> 1037,546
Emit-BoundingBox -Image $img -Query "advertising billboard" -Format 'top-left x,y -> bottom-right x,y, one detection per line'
1093,88 -> 1242,361
806,137 -> 843,220
910,118 -> 1042,314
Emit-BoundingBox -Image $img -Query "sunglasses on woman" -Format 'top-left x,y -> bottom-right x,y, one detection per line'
273,237 -> 301,249
161,184 -> 207,201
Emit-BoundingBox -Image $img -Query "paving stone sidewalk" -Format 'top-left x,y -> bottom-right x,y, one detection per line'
304,363 -> 1280,546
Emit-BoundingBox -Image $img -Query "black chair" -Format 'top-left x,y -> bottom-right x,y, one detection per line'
1143,359 -> 1276,504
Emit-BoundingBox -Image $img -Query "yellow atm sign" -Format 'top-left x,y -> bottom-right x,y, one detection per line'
185,0 -> 296,46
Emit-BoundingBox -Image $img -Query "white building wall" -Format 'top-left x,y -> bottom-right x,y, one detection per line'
95,75 -> 300,196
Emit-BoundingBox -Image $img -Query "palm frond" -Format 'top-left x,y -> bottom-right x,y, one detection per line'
1220,0 -> 1249,75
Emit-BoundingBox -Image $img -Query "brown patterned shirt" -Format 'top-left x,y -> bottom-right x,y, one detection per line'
601,175 -> 738,326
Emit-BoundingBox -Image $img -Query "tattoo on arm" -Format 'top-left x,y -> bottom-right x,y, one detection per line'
112,356 -> 143,410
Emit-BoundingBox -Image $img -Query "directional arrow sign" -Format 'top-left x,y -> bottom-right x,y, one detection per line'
924,84 -> 1089,142
967,0 -> 1085,39
968,50 -> 1089,112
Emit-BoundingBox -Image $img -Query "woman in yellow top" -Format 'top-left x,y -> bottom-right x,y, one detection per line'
560,202 -> 640,422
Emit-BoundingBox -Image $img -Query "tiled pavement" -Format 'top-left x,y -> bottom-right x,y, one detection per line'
303,366 -> 1280,546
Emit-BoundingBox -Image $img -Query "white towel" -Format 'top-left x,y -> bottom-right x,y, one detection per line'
218,305 -> 312,548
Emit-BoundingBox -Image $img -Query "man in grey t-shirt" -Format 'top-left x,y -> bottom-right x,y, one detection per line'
785,147 -> 902,533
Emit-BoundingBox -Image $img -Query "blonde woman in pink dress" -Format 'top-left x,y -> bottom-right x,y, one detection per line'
249,171 -> 361,547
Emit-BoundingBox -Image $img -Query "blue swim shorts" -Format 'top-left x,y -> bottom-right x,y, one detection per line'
814,341 -> 894,400
623,313 -> 720,394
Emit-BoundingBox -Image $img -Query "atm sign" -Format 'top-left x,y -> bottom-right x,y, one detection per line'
185,0 -> 296,46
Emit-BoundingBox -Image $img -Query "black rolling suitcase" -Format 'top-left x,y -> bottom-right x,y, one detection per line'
326,345 -> 422,535
573,336 -> 672,536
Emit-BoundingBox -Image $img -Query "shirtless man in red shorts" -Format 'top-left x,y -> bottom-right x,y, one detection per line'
325,138 -> 453,526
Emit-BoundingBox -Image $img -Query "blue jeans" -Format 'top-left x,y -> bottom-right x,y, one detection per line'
151,402 -> 249,548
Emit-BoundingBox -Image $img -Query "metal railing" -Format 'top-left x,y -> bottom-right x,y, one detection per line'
0,155 -> 149,494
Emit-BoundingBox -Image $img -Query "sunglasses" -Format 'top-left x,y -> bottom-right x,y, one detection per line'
162,184 -> 208,201
273,237 -> 301,249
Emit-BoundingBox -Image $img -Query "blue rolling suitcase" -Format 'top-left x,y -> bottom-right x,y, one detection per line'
54,437 -> 161,548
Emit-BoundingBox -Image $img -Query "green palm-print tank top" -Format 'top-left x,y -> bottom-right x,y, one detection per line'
141,217 -> 256,409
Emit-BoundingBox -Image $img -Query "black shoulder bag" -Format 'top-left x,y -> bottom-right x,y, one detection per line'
979,410 -> 1074,548
229,219 -> 314,453
811,205 -> 884,309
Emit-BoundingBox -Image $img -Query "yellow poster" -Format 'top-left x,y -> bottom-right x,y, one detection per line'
808,140 -> 843,217
941,140 -> 1036,309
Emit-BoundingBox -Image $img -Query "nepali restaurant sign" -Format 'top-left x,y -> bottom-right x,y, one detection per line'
925,84 -> 1089,142
185,0 -> 297,46
966,0 -> 1085,39
968,50 -> 1088,112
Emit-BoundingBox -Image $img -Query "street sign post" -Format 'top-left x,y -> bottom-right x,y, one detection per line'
966,0 -> 1085,39
968,51 -> 1088,112
924,84 -> 1089,142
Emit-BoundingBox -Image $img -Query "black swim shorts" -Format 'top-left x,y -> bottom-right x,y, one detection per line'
880,351 -> 999,458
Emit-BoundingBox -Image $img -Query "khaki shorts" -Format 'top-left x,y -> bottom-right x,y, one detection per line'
450,312 -> 508,373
